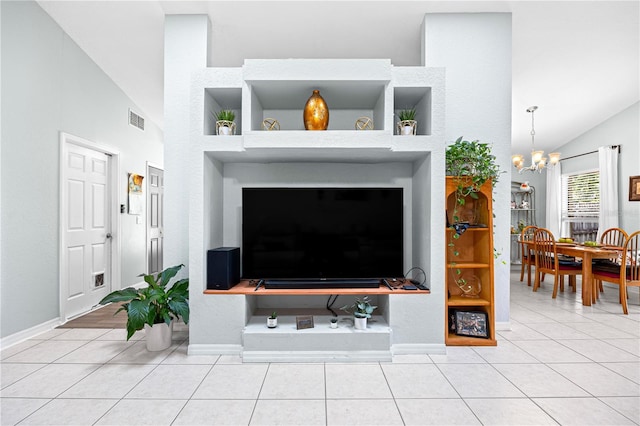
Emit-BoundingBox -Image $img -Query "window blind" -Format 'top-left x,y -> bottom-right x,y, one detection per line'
566,171 -> 600,218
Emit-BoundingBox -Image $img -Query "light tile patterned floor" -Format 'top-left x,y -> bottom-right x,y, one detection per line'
1,269 -> 639,425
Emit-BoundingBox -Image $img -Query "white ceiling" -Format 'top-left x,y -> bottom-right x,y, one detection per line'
37,1 -> 639,155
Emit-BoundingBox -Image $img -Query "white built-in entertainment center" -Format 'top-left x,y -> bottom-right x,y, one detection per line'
187,58 -> 447,361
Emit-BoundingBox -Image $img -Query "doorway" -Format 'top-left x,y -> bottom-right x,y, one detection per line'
146,164 -> 164,275
59,132 -> 120,321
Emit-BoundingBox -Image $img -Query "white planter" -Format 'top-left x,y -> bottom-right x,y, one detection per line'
215,120 -> 236,135
144,322 -> 173,351
397,120 -> 417,136
330,320 -> 338,329
267,317 -> 278,328
354,317 -> 367,330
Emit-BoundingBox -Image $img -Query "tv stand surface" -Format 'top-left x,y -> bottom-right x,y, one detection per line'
203,279 -> 429,295
264,278 -> 381,289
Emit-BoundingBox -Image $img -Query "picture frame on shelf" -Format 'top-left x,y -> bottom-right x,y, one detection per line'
629,175 -> 640,201
296,315 -> 314,330
454,310 -> 489,338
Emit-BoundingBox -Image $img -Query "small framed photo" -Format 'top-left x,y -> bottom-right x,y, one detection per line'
454,310 -> 489,338
296,315 -> 314,330
629,175 -> 640,201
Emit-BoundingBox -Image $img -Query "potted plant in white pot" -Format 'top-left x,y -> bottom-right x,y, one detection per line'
397,108 -> 417,135
99,264 -> 189,351
330,317 -> 339,329
215,109 -> 236,135
267,311 -> 278,328
341,296 -> 377,330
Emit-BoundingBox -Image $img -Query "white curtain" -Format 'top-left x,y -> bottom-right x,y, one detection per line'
546,161 -> 562,238
597,146 -> 619,240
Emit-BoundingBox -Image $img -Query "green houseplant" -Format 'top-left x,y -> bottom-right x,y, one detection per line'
445,136 -> 501,195
341,296 -> 377,330
267,311 -> 278,328
99,264 -> 189,350
330,317 -> 338,329
214,109 -> 236,135
397,108 -> 417,135
398,108 -> 416,121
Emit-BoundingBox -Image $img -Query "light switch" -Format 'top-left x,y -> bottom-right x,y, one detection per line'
136,216 -> 143,224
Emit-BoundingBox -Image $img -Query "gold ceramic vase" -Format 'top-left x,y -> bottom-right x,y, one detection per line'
303,90 -> 329,130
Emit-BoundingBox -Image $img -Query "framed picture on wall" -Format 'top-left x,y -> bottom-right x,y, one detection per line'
630,175 -> 640,201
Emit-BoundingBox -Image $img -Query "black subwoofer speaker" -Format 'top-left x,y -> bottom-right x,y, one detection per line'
207,247 -> 240,290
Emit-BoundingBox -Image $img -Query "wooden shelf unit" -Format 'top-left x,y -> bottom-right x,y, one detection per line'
445,177 -> 497,346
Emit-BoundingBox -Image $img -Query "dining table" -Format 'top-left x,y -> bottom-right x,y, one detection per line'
524,241 -> 622,306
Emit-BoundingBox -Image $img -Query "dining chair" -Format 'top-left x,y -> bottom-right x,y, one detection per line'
594,227 -> 629,297
533,228 -> 583,298
519,225 -> 538,286
592,230 -> 640,314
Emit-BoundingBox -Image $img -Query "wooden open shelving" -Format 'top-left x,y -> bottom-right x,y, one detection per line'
445,176 -> 497,346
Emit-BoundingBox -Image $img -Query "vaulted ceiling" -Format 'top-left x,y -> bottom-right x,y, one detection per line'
38,1 -> 639,154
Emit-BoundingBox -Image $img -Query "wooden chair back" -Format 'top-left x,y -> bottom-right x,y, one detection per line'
534,228 -> 556,274
623,231 -> 640,284
600,227 -> 628,248
534,227 -> 582,298
518,225 -> 538,286
593,230 -> 640,314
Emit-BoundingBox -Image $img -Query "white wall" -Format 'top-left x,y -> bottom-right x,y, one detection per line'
164,15 -> 210,274
422,13 -> 513,328
0,1 -> 163,339
535,102 -> 640,233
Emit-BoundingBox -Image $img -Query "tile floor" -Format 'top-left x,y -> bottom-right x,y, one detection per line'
1,269 -> 639,425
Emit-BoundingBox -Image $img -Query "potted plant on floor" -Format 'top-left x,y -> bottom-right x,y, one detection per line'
99,264 -> 189,351
215,109 -> 236,135
397,108 -> 417,135
341,296 -> 377,330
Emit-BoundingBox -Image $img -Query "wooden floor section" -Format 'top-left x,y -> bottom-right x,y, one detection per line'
58,303 -> 127,329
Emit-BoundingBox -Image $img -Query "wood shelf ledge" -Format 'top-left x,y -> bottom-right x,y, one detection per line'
203,280 -> 431,296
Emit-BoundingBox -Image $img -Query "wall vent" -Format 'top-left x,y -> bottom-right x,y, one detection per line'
128,109 -> 145,131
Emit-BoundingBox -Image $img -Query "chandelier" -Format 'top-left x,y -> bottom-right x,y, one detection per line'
511,106 -> 560,173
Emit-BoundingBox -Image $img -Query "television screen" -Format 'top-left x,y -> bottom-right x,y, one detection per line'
242,187 -> 403,280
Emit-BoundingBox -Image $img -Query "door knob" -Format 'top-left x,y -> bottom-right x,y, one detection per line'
106,233 -> 112,239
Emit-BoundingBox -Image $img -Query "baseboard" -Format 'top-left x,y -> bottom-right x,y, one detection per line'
0,318 -> 61,349
495,320 -> 511,331
391,343 -> 446,355
188,343 -> 242,356
242,350 -> 393,363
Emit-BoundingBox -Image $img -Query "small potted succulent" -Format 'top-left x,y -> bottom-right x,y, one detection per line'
330,317 -> 339,329
215,109 -> 236,135
397,108 -> 417,135
267,311 -> 278,328
341,296 -> 377,330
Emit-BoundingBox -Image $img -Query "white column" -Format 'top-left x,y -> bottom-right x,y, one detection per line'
163,15 -> 210,271
422,13 -> 513,329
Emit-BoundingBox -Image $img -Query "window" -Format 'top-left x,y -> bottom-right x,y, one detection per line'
561,170 -> 599,242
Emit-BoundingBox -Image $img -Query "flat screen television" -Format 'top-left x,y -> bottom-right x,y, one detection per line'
242,187 -> 404,283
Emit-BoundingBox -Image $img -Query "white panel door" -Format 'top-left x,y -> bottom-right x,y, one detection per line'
147,166 -> 163,275
64,143 -> 111,319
